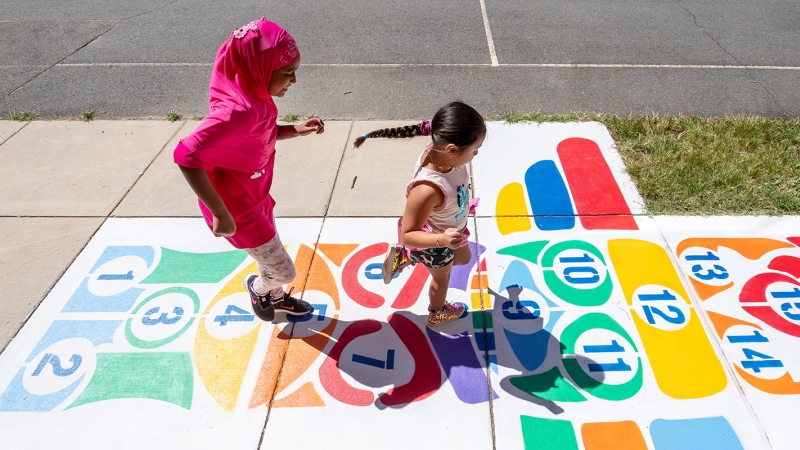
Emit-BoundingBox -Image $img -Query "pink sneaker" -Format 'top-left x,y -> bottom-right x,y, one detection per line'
428,301 -> 467,327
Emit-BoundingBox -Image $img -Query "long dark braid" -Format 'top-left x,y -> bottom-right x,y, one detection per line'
353,121 -> 431,148
353,102 -> 485,150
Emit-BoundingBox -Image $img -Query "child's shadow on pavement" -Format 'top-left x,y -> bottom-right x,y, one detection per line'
274,291 -> 604,414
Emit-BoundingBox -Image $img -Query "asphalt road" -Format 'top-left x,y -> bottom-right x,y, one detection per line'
1,0 -> 798,118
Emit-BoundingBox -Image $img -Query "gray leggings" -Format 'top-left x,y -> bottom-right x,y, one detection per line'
243,233 -> 296,297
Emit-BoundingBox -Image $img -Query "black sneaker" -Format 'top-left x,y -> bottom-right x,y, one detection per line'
244,274 -> 275,322
271,287 -> 314,316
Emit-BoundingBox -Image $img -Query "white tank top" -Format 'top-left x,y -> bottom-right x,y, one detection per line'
406,146 -> 470,234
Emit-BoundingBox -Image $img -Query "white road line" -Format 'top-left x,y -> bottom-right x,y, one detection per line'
502,63 -> 800,70
55,63 -> 213,66
17,62 -> 800,70
478,0 -> 499,66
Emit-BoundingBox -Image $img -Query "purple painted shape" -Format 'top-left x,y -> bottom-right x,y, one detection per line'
426,327 -> 499,404
450,242 -> 487,291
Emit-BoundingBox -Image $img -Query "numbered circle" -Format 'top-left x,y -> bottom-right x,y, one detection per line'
23,338 -> 96,396
573,328 -> 638,385
632,285 -> 690,331
340,324 -> 413,391
283,290 -> 336,338
681,249 -> 730,286
88,256 -> 149,296
765,281 -> 800,325
552,249 -> 607,290
205,293 -> 260,340
495,286 -> 551,334
725,325 -> 786,380
127,288 -> 197,347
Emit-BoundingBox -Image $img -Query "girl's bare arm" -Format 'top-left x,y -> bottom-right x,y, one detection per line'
400,182 -> 462,249
277,118 -> 325,140
178,166 -> 236,236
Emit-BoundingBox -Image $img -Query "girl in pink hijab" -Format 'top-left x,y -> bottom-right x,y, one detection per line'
174,18 -> 322,322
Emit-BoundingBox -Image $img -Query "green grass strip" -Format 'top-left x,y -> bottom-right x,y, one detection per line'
492,112 -> 800,215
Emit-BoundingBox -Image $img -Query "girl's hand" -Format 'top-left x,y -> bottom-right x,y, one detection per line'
296,118 -> 325,136
212,211 -> 236,237
441,228 -> 463,249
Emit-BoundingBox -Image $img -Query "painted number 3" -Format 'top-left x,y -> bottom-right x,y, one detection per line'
142,306 -> 184,325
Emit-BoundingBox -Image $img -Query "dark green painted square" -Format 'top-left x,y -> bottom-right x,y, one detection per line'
472,311 -> 494,329
472,312 -> 484,329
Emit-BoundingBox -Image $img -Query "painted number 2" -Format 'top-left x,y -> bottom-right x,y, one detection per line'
31,353 -> 82,377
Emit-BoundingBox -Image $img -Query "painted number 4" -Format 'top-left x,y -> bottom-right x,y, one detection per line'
214,305 -> 255,326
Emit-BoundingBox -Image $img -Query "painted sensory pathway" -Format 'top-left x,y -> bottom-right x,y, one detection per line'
0,122 -> 798,450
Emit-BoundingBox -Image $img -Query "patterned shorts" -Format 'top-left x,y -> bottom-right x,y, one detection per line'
410,246 -> 456,269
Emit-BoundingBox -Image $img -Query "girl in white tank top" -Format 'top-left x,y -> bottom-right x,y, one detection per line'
354,102 -> 487,327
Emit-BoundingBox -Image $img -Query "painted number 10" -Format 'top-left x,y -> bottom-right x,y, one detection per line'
559,253 -> 599,284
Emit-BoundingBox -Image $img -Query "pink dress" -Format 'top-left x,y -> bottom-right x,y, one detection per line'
174,141 -> 276,249
173,18 -> 299,249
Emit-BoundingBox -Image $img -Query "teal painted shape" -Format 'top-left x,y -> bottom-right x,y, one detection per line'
497,241 -> 549,265
141,248 -> 247,284
520,415 -> 579,450
68,352 -> 193,409
650,417 -> 743,450
510,366 -> 586,402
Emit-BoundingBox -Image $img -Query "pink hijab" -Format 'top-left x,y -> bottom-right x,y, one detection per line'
181,19 -> 299,172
